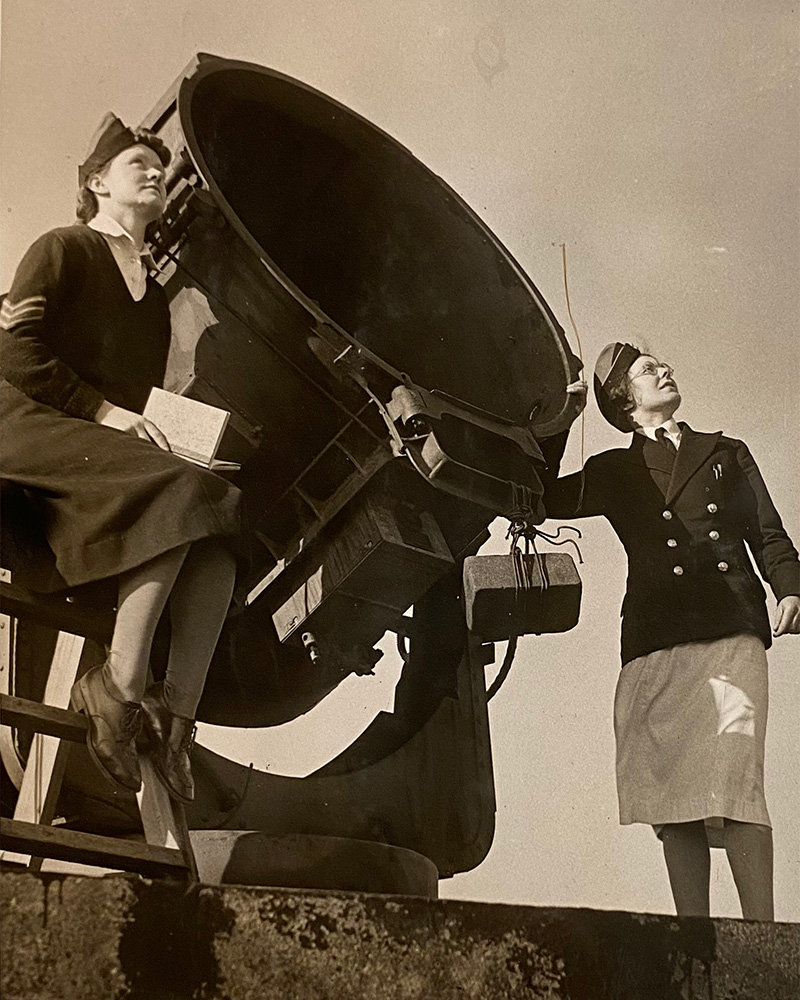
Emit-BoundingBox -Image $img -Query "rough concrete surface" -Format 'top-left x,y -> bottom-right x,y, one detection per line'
1,871 -> 798,999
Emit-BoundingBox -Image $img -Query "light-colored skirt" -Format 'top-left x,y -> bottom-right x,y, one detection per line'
614,632 -> 770,832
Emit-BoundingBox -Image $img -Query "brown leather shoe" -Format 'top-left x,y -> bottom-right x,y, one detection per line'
140,681 -> 196,803
70,664 -> 142,792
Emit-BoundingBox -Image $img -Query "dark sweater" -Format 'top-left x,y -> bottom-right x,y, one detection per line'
0,225 -> 171,417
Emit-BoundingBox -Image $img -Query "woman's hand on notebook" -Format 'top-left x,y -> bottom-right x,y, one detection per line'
93,400 -> 171,450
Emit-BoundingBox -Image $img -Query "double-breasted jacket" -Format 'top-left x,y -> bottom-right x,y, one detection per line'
539,424 -> 800,665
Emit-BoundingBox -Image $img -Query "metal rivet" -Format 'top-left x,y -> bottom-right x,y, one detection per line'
667,539 -> 677,548
709,530 -> 720,540
662,510 -> 673,520
718,561 -> 729,572
707,503 -> 718,513
673,565 -> 684,576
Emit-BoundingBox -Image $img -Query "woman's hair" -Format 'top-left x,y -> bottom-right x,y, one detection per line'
605,365 -> 638,431
76,128 -> 171,224
76,162 -> 109,223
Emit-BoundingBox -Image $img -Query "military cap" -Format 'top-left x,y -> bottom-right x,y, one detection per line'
78,112 -> 170,187
594,342 -> 642,431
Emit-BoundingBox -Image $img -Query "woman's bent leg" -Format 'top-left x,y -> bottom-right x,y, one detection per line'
106,544 -> 190,702
164,537 -> 237,718
71,544 -> 189,790
724,820 -> 774,921
661,821 -> 711,917
140,537 -> 236,801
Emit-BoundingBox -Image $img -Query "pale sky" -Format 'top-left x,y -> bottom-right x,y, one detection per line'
1,1 -> 798,919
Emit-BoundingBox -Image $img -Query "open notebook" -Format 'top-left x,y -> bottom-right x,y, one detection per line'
143,387 -> 241,471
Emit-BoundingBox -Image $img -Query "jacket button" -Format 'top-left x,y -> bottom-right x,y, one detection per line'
707,503 -> 718,513
662,510 -> 673,520
673,565 -> 684,576
667,538 -> 678,548
717,561 -> 729,572
709,530 -> 720,541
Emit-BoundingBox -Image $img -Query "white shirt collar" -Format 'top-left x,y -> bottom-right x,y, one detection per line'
88,213 -> 154,301
635,417 -> 682,445
88,213 -> 141,246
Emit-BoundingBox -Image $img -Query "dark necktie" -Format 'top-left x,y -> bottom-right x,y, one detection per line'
656,427 -> 677,456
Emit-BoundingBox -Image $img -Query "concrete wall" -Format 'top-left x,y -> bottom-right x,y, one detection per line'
1,871 -> 798,999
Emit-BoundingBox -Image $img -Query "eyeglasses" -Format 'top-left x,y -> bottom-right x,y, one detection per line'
629,361 -> 674,380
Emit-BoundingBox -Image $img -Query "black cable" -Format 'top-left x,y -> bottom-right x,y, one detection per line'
486,635 -> 519,701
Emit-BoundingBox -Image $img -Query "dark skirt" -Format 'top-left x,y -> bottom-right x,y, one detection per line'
0,382 -> 243,591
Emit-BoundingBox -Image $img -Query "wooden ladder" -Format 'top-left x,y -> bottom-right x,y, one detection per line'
0,574 -> 197,881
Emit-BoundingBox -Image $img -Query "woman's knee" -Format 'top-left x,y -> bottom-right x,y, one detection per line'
659,820 -> 707,842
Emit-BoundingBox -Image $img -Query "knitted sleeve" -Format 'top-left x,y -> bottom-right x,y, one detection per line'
0,231 -> 105,419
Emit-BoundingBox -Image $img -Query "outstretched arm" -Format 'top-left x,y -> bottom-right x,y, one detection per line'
537,380 -> 605,519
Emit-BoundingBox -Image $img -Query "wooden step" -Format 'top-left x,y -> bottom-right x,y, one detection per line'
0,694 -> 88,743
0,579 -> 115,643
0,818 -> 187,879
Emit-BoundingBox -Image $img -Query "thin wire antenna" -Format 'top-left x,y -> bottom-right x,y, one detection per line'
561,243 -> 584,364
560,243 -> 587,508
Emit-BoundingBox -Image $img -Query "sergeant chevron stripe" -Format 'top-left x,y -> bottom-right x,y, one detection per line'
0,295 -> 46,329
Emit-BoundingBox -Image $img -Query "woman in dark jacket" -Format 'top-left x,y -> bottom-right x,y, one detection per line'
0,114 -> 242,803
543,344 -> 800,919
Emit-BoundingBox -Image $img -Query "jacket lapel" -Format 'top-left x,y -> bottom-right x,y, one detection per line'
664,424 -> 722,505
640,436 -> 675,477
624,433 -> 675,498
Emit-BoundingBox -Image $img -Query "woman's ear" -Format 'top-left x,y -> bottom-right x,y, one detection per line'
87,172 -> 107,196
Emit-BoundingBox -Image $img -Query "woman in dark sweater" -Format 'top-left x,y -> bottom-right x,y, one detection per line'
0,114 -> 242,803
